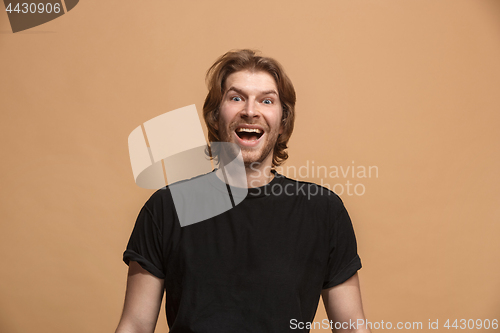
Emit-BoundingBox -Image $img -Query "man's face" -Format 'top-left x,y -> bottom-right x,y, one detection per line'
217,70 -> 283,167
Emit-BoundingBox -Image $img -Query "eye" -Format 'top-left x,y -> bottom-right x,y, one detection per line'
262,98 -> 273,105
231,96 -> 242,102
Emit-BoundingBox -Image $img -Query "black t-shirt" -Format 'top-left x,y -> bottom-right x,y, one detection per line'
123,171 -> 362,332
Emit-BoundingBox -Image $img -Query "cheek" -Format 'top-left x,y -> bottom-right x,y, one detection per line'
218,105 -> 235,125
274,109 -> 284,134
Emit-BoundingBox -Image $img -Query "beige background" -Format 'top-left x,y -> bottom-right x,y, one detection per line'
1,0 -> 499,332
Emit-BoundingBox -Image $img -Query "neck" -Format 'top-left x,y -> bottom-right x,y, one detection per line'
244,159 -> 274,188
215,163 -> 274,189
245,154 -> 274,188
215,153 -> 275,188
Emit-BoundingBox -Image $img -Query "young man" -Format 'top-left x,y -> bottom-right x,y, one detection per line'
116,50 -> 370,333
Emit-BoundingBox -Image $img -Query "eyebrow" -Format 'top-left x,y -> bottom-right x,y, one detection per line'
225,86 -> 278,97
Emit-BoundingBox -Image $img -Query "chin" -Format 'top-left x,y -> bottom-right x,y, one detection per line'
242,154 -> 261,166
241,150 -> 270,167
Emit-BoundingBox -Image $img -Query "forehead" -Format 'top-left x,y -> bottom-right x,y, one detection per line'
224,70 -> 278,93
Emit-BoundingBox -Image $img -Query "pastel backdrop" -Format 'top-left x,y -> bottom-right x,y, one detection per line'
1,0 -> 499,332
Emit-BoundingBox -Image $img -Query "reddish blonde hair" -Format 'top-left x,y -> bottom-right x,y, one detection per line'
203,49 -> 296,167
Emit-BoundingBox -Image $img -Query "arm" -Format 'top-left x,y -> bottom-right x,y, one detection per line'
115,261 -> 165,333
321,272 -> 371,333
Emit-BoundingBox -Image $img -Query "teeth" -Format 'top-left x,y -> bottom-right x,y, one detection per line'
236,128 -> 263,134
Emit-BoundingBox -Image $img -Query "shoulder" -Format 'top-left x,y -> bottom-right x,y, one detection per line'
141,171 -> 215,226
145,186 -> 173,206
144,170 -> 210,211
276,173 -> 346,212
140,186 -> 178,227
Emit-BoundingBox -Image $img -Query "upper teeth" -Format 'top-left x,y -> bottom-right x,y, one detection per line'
236,128 -> 262,134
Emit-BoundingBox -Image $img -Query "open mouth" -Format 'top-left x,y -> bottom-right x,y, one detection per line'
235,127 -> 264,142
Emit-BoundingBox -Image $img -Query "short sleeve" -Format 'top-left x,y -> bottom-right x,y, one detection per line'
123,203 -> 166,279
322,196 -> 362,289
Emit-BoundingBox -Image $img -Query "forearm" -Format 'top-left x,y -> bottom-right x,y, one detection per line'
115,261 -> 164,333
322,273 -> 371,333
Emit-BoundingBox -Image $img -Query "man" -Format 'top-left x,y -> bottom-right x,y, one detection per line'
115,49 -> 370,333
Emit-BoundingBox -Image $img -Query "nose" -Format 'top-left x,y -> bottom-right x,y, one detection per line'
241,98 -> 260,119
